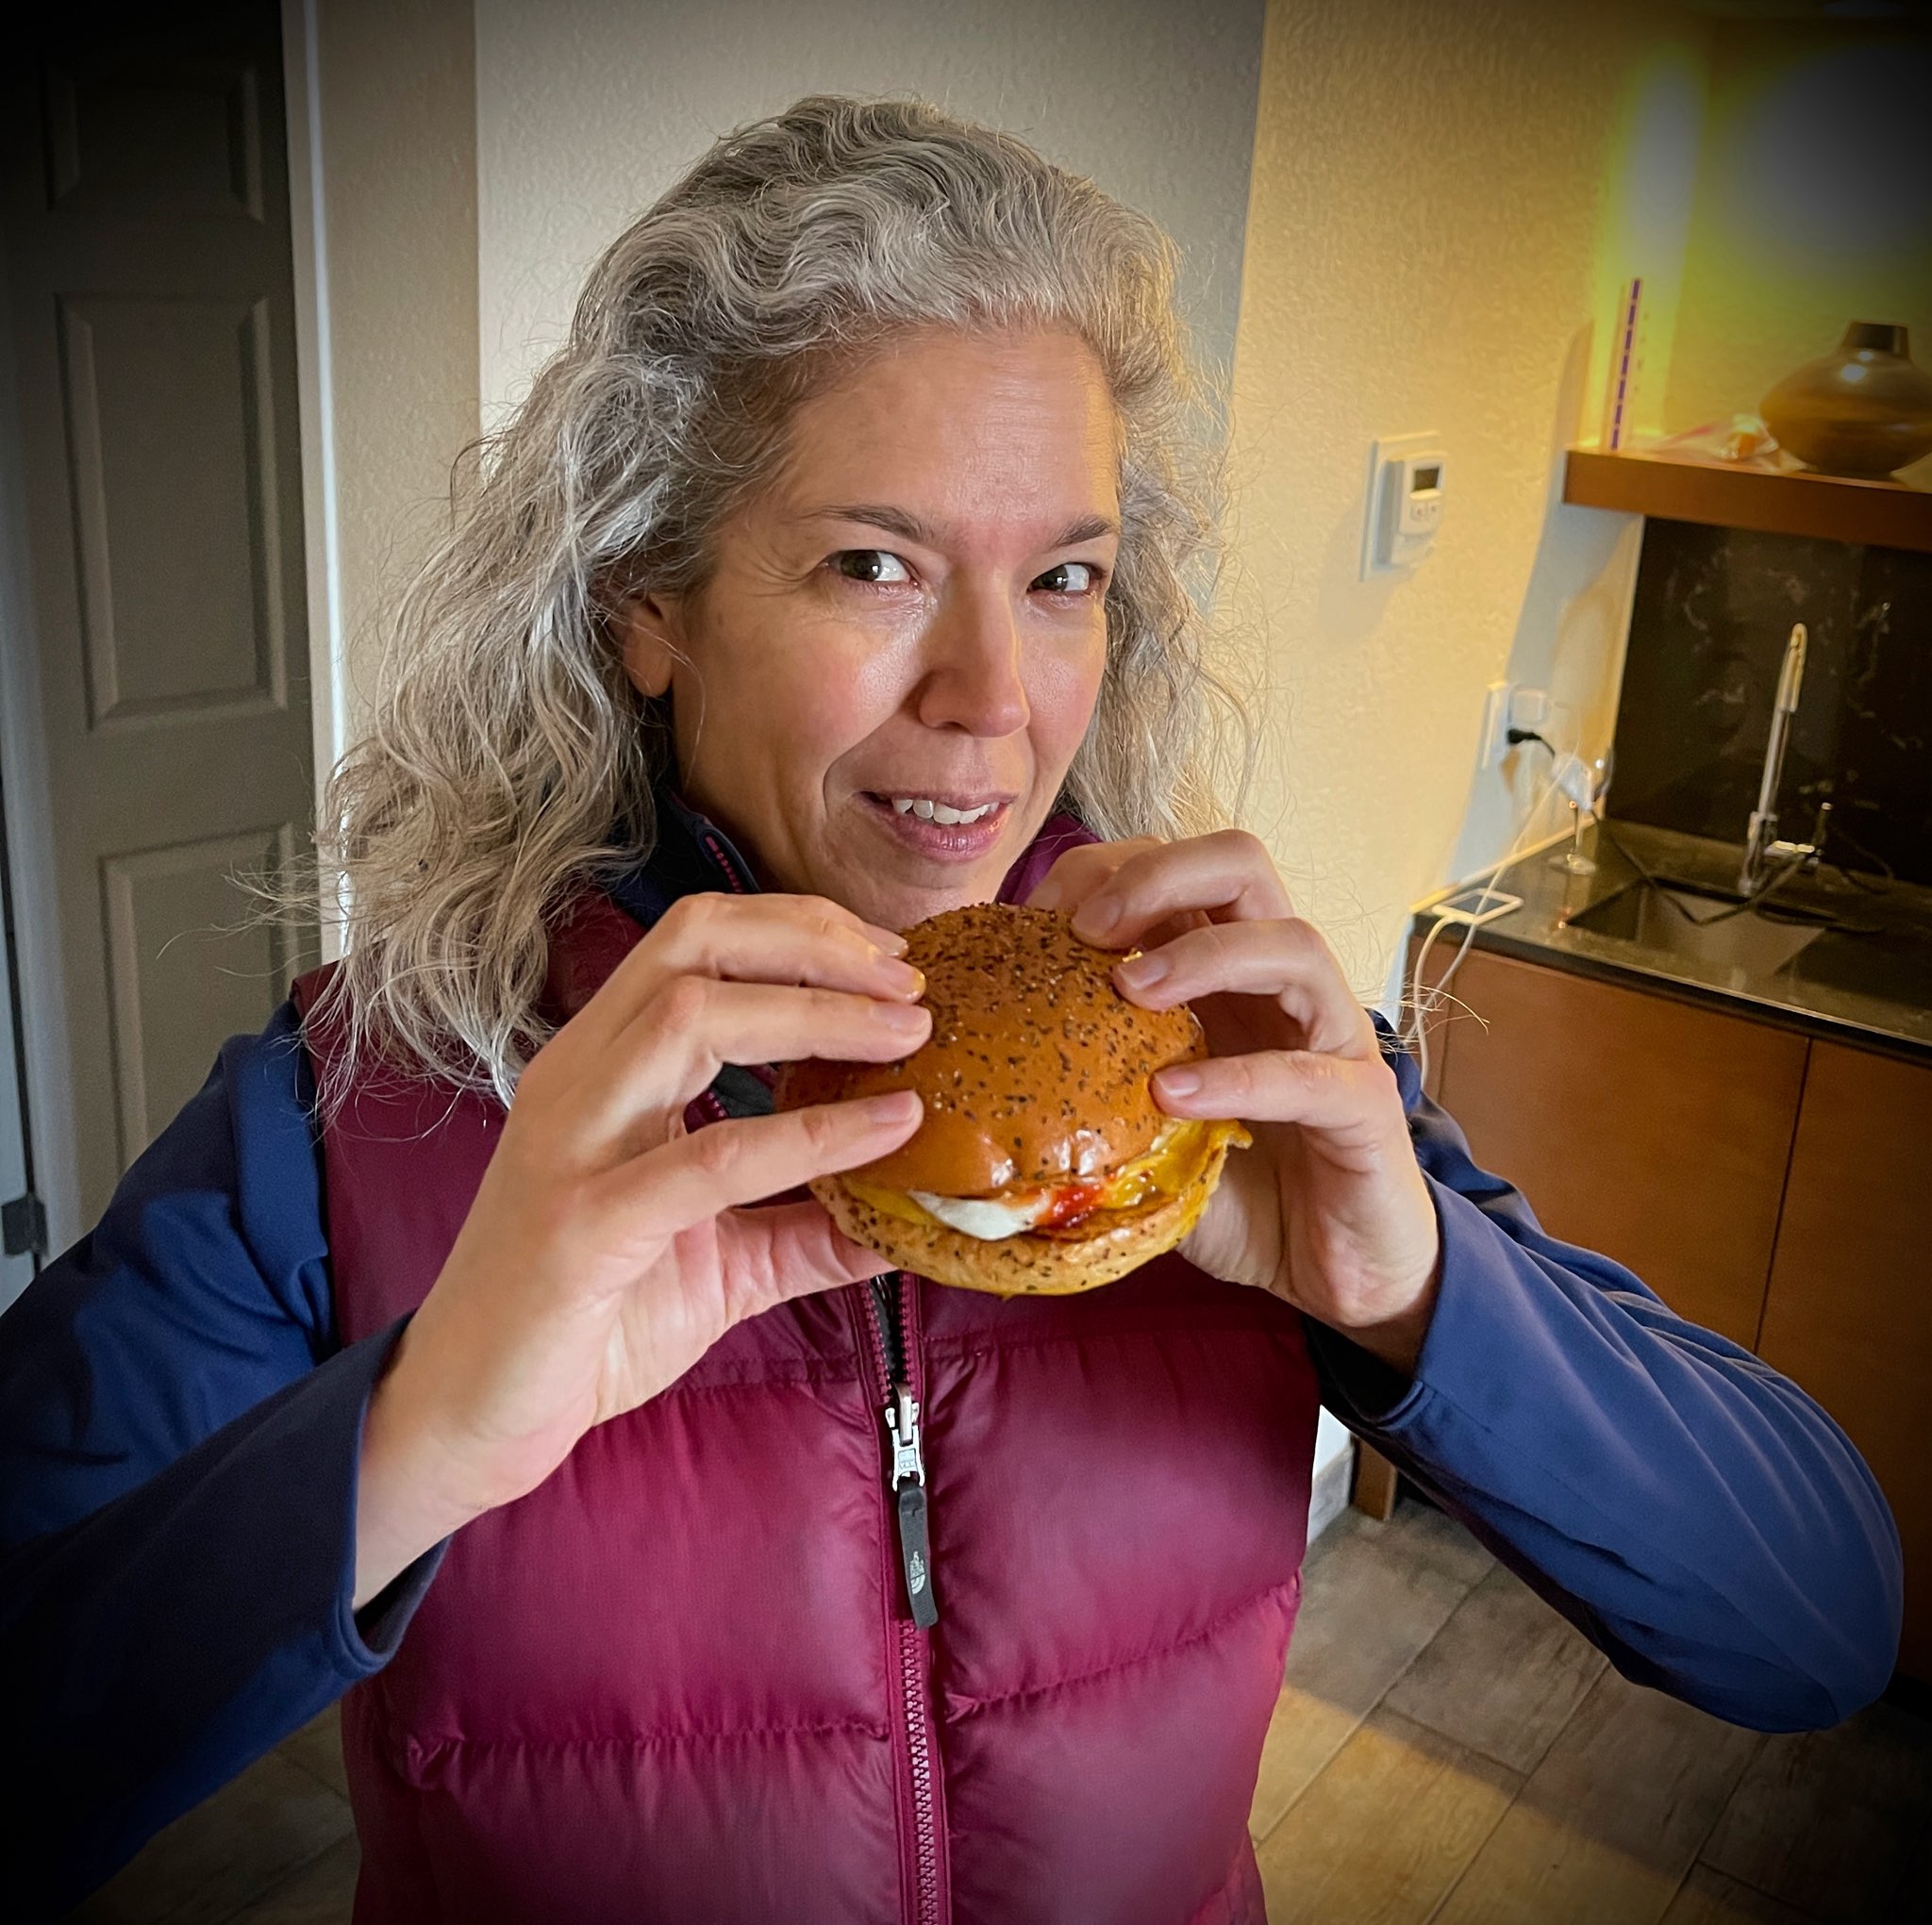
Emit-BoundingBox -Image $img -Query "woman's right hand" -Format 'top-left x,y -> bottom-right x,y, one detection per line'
352,893 -> 928,1605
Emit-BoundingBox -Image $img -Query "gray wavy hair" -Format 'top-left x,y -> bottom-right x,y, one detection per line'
314,94 -> 1247,1104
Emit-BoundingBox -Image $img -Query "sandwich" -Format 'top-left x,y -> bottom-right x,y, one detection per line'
775,902 -> 1250,1295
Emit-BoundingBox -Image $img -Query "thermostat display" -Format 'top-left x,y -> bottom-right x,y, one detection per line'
1361,434 -> 1448,578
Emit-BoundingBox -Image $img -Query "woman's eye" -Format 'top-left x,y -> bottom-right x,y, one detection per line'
1033,561 -> 1101,595
832,549 -> 912,586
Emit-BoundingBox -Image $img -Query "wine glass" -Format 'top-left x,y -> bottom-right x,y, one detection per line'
1547,754 -> 1612,875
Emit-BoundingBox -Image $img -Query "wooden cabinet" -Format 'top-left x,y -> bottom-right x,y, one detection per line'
1401,941 -> 1932,1683
1428,950 -> 1807,1350
1757,1043 -> 1932,1682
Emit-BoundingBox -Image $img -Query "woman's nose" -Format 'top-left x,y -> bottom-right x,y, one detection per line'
913,587 -> 1031,738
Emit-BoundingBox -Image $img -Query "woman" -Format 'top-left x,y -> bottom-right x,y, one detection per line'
0,97 -> 1901,1925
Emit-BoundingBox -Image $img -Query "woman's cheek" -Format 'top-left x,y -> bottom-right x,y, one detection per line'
1029,622 -> 1109,763
777,603 -> 913,727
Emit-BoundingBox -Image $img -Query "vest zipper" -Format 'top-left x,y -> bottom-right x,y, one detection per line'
869,1274 -> 938,1629
860,1273 -> 945,1925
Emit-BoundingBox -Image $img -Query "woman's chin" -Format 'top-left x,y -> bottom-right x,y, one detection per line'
829,869 -> 1010,934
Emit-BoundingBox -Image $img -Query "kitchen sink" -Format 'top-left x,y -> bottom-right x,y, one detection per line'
1791,926 -> 1932,1008
1566,878 -> 1828,980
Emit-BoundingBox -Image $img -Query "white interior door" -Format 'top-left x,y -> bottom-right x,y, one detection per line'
1,0 -> 318,1236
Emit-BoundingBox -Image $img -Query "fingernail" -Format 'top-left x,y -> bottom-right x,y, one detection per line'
1157,1066 -> 1202,1099
874,1000 -> 929,1033
878,957 -> 925,995
867,1089 -> 923,1122
1115,951 -> 1168,991
870,929 -> 909,955
1077,894 -> 1123,939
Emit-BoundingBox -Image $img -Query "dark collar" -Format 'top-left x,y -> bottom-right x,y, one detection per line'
606,788 -> 762,928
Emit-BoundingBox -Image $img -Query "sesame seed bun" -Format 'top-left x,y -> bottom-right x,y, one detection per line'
774,903 -> 1242,1296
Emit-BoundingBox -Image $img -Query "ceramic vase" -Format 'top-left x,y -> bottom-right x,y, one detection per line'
1760,322 -> 1932,479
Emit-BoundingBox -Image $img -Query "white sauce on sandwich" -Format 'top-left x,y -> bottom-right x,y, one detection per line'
907,1190 -> 1055,1240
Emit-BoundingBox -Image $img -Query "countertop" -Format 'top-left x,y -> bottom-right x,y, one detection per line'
1421,819 -> 1932,1065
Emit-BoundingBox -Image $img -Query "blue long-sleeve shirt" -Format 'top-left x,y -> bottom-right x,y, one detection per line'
0,844 -> 1904,1915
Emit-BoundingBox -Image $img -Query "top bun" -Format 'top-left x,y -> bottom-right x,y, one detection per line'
774,902 -> 1206,1195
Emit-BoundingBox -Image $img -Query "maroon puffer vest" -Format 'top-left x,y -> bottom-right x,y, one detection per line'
294,840 -> 1322,1925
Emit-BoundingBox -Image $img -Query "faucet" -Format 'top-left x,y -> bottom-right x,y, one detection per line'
1738,622 -> 1829,897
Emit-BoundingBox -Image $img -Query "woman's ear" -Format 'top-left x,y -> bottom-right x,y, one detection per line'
613,593 -> 684,699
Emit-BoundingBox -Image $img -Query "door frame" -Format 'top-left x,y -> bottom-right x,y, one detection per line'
283,0 -> 350,962
0,239 -> 80,1258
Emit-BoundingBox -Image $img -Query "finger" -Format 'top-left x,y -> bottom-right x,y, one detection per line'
562,893 -> 920,1055
598,1089 -> 924,1241
1025,838 -> 1161,915
1068,831 -> 1294,948
569,978 -> 930,1150
1152,1048 -> 1398,1141
1112,919 -> 1376,1058
716,1198 -> 901,1322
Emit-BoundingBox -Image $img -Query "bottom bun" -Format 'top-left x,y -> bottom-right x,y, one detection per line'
811,1133 -> 1236,1296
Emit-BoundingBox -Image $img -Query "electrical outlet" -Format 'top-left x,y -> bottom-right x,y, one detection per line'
1478,682 -> 1555,772
1478,681 -> 1509,771
1508,686 -> 1551,733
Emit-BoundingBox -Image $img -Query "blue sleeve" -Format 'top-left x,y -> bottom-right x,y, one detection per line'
1302,1014 -> 1904,1735
0,1003 -> 441,1918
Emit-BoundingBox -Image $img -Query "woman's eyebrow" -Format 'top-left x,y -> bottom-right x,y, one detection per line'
801,503 -> 1121,548
1047,512 -> 1121,546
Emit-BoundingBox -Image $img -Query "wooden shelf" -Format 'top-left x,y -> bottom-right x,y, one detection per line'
1563,443 -> 1932,554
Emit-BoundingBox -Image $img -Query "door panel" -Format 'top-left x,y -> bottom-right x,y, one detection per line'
43,54 -> 268,223
102,822 -> 299,1164
1757,1043 -> 1932,1682
2,1 -> 315,1228
61,292 -> 290,723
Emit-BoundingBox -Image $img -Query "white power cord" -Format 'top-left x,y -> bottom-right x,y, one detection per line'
1402,756 -> 1571,1088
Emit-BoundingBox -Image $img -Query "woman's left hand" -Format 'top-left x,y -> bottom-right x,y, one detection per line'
1029,833 -> 1441,1377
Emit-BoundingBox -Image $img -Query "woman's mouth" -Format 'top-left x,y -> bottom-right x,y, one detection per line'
860,791 -> 1014,863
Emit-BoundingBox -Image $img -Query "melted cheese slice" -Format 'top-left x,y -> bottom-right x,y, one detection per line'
848,1116 -> 1250,1241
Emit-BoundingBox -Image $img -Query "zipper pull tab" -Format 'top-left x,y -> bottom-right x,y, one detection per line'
885,1390 -> 939,1630
887,1386 -> 924,1486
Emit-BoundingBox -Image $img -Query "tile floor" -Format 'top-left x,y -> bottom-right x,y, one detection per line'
1248,1498 -> 1930,1924
70,1492 -> 1931,1923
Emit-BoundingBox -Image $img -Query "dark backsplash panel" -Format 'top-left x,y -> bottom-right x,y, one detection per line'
1607,520 -> 1932,888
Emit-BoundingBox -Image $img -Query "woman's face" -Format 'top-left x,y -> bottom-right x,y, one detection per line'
617,326 -> 1120,932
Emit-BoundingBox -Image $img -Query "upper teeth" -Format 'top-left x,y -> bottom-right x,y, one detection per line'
891,797 -> 995,824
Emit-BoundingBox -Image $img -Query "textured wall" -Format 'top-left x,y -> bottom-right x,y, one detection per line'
1665,24 -> 1932,487
473,0 -> 1265,427
1227,0 -> 1708,1000
304,0 -> 480,747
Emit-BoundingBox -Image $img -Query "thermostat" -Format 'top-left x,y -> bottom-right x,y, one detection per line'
1361,433 -> 1448,578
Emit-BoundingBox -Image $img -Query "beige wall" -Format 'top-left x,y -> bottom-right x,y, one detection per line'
289,0 -> 480,768
1227,0 -> 1712,1001
1665,23 -> 1932,486
473,0 -> 1266,427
